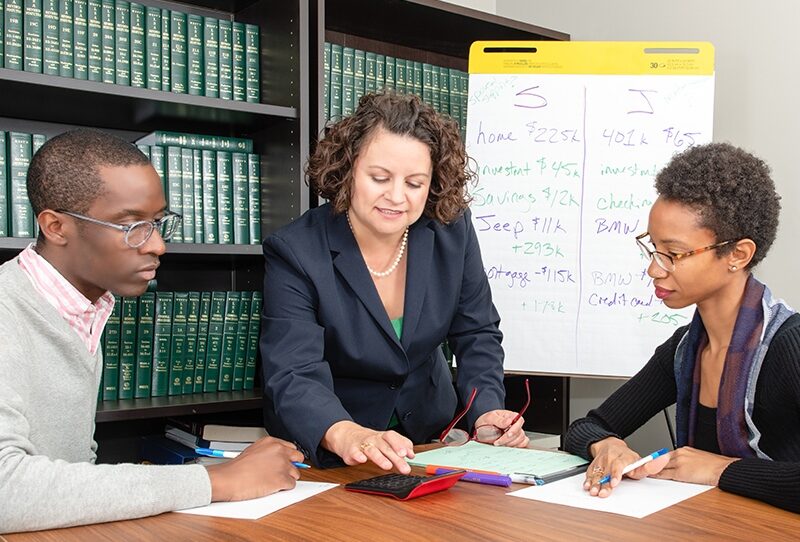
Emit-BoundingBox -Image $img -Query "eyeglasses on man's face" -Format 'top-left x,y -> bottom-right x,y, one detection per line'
635,232 -> 738,273
439,378 -> 530,446
57,210 -> 182,248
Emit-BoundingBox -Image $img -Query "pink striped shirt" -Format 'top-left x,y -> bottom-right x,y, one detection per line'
18,244 -> 115,354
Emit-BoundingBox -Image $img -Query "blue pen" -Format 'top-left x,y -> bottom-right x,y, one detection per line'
598,448 -> 669,485
194,448 -> 311,468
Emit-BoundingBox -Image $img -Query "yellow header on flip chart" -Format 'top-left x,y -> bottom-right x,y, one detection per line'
469,41 -> 714,75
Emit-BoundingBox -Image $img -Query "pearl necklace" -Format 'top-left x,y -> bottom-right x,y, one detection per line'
347,213 -> 409,278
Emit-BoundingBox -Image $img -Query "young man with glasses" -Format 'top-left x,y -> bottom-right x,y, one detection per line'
0,129 -> 304,533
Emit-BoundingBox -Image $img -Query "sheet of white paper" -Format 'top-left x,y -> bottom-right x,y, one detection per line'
176,482 -> 338,520
508,474 -> 713,519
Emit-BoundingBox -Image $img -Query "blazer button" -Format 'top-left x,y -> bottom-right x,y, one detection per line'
388,382 -> 400,390
402,411 -> 412,421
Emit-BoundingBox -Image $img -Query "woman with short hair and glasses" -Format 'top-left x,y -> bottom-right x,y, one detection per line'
260,92 -> 529,471
564,143 -> 800,513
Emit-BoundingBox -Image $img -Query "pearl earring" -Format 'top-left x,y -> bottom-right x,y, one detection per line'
730,266 -> 738,272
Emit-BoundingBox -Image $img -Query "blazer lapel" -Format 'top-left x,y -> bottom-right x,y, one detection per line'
401,218 -> 434,349
327,211 -> 401,347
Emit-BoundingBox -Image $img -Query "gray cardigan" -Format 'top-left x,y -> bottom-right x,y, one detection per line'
0,257 -> 211,533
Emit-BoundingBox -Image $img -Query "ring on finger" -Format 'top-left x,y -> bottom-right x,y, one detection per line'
591,465 -> 604,474
359,441 -> 373,451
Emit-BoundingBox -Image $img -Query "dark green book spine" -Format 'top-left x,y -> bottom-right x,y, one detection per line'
243,291 -> 261,389
354,48 -> 365,103
247,153 -> 260,244
341,46 -> 354,116
203,291 -> 226,392
150,145 -> 165,195
413,61 -> 423,97
201,150 -> 218,243
244,23 -> 259,103
58,0 -> 74,77
160,8 -> 169,91
134,292 -> 154,398
144,5 -> 159,89
329,43 -> 342,119
186,14 -> 202,96
422,63 -> 433,105
135,131 -> 252,152
375,53 -> 385,91
86,0 -> 101,81
165,146 -> 183,242
4,0 -> 24,70
231,152 -> 249,244
431,63 -> 440,112
364,50 -> 376,94
182,291 -> 199,394
180,147 -> 194,243
168,291 -> 188,395
217,291 -> 240,392
448,68 -> 461,128
384,55 -> 395,91
151,292 -> 172,397
192,149 -> 203,242
215,150 -> 233,244
42,0 -> 59,74
193,291 -> 210,392
323,42 -> 331,120
394,57 -> 406,95
439,65 -> 450,115
0,132 -> 7,237
231,291 -> 250,391
72,0 -> 87,79
202,17 -> 218,98
128,1 -> 144,87
218,18 -> 232,100
0,0 -> 4,65
101,295 -> 121,400
23,0 -> 43,73
231,21 -> 245,101
8,132 -> 34,238
117,296 -> 137,400
32,134 -> 45,238
169,10 -> 186,93
100,0 -> 114,83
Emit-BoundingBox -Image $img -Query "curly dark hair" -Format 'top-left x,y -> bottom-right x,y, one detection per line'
306,91 -> 474,223
654,142 -> 780,268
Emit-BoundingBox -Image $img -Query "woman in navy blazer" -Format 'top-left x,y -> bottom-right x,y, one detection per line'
261,92 -> 528,469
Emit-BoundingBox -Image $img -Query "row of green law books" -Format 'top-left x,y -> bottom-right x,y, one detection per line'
323,42 -> 469,140
0,0 -> 260,102
101,290 -> 262,401
0,131 -> 45,238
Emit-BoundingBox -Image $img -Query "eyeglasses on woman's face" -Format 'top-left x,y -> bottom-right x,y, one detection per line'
635,232 -> 738,273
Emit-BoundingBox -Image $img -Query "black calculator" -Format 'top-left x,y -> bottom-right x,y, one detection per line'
344,470 -> 465,500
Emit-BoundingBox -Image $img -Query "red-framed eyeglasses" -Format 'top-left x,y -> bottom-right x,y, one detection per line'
439,378 -> 530,446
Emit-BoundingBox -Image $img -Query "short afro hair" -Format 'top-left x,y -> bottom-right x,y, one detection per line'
654,142 -> 780,268
27,128 -> 150,218
306,91 -> 474,224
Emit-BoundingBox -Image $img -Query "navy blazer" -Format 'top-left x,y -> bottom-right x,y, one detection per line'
260,204 -> 505,467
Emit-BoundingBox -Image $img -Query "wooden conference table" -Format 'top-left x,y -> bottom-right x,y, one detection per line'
4,446 -> 799,541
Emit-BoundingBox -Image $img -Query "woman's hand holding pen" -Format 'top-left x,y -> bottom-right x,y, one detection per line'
323,421 -> 415,474
585,437 -> 666,497
650,446 -> 739,486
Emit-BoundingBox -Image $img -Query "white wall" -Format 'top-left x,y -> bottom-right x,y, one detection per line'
449,0 -> 800,451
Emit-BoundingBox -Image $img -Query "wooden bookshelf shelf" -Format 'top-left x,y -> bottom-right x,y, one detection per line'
0,239 -> 263,256
96,389 -> 262,422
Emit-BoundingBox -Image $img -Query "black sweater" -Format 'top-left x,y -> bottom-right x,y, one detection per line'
564,313 -> 800,513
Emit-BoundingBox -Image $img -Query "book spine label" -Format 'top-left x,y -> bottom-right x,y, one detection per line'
182,291 -> 200,394
117,296 -> 137,400
203,292 -> 226,392
215,150 -> 233,244
72,0 -> 88,79
244,23 -> 259,103
23,0 -> 43,73
134,292 -> 154,398
180,147 -> 194,243
169,10 -> 186,93
86,0 -> 101,81
202,17 -> 219,98
100,0 -> 114,83
168,292 -> 188,395
201,149 -> 218,243
101,295 -> 121,400
160,8 -> 169,91
192,149 -> 203,242
151,292 -> 173,397
144,5 -> 160,89
218,19 -> 233,100
193,292 -> 211,392
4,0 -> 24,70
244,291 -> 261,389
8,132 -> 34,238
165,146 -> 183,242
247,153 -> 260,244
217,291 -> 240,391
57,0 -> 74,77
128,1 -> 144,87
231,152 -> 249,244
232,291 -> 250,390
186,14 -> 203,96
231,21 -> 245,101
